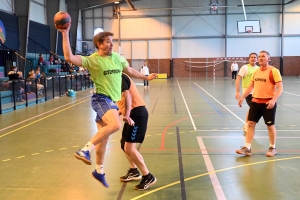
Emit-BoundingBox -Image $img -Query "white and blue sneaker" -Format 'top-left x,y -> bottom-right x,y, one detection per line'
92,170 -> 109,188
74,150 -> 92,165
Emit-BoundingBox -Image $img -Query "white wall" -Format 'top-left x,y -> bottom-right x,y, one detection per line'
59,0 -> 66,11
0,0 -> 12,12
227,37 -> 281,57
29,0 -> 45,24
81,0 -> 300,58
173,38 -> 224,58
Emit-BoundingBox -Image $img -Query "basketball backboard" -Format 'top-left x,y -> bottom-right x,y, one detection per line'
237,20 -> 261,33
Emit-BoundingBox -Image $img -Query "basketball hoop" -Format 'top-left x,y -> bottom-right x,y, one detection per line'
245,26 -> 253,33
211,3 -> 218,11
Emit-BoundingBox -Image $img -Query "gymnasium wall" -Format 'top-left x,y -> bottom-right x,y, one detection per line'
29,0 -> 46,24
78,0 -> 300,77
0,1 -> 12,12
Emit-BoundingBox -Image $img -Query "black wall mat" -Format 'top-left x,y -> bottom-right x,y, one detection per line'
28,20 -> 50,53
0,11 -> 20,50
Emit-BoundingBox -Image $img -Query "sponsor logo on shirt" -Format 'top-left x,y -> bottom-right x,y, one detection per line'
254,78 -> 266,82
103,69 -> 121,75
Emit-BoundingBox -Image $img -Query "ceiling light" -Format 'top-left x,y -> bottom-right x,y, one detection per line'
114,1 -> 119,4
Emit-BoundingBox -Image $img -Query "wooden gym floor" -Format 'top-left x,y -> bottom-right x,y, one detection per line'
1,77 -> 300,200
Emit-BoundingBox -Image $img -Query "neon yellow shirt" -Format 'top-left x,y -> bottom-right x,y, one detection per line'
81,52 -> 128,101
242,64 -> 259,88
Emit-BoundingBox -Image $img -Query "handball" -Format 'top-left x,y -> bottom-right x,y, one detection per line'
54,11 -> 71,29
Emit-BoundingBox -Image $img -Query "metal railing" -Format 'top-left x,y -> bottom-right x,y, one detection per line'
0,73 -> 93,114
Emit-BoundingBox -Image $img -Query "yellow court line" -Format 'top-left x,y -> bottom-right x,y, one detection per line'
130,156 -> 300,200
17,156 -> 25,159
0,99 -> 89,139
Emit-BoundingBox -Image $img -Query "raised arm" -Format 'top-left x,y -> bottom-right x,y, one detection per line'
56,26 -> 82,67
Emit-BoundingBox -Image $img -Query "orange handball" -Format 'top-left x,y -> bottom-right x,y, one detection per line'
54,11 -> 71,29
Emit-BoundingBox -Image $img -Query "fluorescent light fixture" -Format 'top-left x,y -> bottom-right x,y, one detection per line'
114,1 -> 119,4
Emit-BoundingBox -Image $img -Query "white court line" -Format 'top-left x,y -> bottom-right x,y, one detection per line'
0,95 -> 91,133
194,129 -> 300,132
194,82 -> 244,124
200,136 -> 300,138
282,91 -> 300,96
176,79 -> 196,130
197,137 -> 226,200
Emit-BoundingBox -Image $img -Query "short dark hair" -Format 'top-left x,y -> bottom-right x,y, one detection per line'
93,31 -> 114,50
10,66 -> 17,70
249,52 -> 258,58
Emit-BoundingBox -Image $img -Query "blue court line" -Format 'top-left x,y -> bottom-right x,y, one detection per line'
192,84 -> 224,116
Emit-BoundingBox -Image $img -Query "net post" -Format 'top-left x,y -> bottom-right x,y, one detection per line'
214,59 -> 216,79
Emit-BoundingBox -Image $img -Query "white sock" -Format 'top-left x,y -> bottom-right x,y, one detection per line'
245,143 -> 251,149
270,144 -> 276,148
96,165 -> 104,174
81,142 -> 95,152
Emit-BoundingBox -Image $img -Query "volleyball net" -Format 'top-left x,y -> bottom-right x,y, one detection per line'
184,57 -> 246,78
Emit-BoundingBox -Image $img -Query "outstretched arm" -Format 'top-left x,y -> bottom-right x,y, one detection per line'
56,26 -> 82,67
123,66 -> 157,80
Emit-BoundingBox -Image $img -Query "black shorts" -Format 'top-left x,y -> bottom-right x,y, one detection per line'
121,106 -> 148,144
248,102 -> 277,126
245,94 -> 253,106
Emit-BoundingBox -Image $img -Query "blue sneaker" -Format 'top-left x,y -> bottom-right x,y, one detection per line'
92,170 -> 109,188
74,150 -> 92,165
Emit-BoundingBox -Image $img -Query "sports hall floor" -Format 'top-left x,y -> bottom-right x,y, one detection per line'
1,77 -> 300,200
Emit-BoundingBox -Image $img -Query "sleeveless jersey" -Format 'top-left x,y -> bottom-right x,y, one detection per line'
252,66 -> 282,102
242,64 -> 258,88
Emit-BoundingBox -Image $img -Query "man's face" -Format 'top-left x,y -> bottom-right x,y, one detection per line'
98,36 -> 113,55
258,52 -> 269,66
249,54 -> 257,65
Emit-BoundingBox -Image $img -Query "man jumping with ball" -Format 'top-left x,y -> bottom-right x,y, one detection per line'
55,17 -> 157,187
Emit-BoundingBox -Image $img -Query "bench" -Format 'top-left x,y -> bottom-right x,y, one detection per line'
157,73 -> 168,79
0,90 -> 12,104
22,92 -> 36,101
